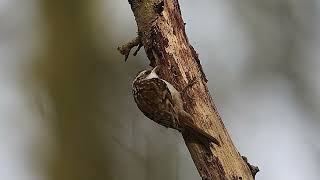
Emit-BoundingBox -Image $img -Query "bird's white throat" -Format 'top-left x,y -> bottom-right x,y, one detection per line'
146,69 -> 159,79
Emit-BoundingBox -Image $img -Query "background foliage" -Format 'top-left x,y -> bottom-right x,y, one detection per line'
0,0 -> 319,179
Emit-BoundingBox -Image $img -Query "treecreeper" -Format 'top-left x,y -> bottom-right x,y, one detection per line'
132,66 -> 220,150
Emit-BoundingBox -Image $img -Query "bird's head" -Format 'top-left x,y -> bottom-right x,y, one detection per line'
134,66 -> 159,82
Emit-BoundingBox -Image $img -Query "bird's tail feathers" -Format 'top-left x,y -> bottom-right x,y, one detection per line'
178,111 -> 220,148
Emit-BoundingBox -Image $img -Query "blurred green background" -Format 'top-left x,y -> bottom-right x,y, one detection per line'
0,0 -> 319,180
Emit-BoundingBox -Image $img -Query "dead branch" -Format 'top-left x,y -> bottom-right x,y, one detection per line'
119,0 -> 258,179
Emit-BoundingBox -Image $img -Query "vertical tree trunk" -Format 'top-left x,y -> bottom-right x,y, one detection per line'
38,1 -> 113,180
119,0 -> 258,179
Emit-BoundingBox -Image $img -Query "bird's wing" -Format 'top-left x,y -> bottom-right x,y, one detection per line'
133,78 -> 178,126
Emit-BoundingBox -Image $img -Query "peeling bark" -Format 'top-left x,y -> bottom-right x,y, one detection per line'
120,0 -> 258,179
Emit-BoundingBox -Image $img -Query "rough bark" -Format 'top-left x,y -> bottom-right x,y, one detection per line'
120,0 -> 257,179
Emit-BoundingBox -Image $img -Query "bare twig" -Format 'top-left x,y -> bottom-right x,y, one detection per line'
117,36 -> 142,61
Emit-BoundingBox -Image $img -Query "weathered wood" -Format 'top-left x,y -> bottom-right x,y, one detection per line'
122,0 -> 257,179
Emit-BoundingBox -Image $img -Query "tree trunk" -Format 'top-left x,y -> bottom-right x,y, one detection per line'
119,0 -> 258,179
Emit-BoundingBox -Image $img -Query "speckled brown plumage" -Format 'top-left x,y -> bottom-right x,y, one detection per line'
133,76 -> 180,129
132,67 -> 220,148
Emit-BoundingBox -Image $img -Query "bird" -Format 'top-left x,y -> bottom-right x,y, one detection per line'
132,66 -> 220,148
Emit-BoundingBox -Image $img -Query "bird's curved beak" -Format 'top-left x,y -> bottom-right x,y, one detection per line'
151,65 -> 160,74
